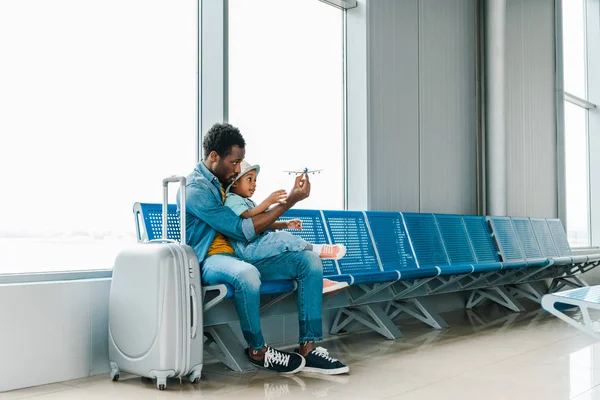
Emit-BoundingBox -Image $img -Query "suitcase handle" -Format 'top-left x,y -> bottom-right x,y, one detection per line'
162,176 -> 187,244
190,284 -> 198,339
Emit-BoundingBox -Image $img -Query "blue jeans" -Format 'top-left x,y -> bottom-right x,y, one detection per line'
231,231 -> 309,263
202,250 -> 323,351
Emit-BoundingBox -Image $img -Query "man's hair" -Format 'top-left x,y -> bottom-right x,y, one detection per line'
202,122 -> 246,159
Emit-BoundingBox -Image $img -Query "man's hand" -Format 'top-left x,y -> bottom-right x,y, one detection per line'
266,189 -> 288,205
286,173 -> 311,205
286,219 -> 303,230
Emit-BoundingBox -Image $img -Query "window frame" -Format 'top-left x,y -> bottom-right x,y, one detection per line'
556,0 -> 599,248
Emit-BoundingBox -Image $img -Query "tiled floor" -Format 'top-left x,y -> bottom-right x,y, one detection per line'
5,300 -> 600,399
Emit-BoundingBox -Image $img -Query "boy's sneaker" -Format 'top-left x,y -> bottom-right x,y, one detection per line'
323,278 -> 349,295
314,244 -> 347,260
246,346 -> 305,374
295,347 -> 349,375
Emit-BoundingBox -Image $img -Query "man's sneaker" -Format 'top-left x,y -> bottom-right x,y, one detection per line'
246,346 -> 305,374
314,244 -> 347,260
296,347 -> 349,375
322,278 -> 349,295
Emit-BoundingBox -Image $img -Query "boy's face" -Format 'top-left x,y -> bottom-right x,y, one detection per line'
230,170 -> 257,198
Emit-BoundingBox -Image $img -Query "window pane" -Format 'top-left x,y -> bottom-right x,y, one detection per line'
0,0 -> 197,274
562,0 -> 586,99
228,0 -> 344,210
564,101 -> 590,246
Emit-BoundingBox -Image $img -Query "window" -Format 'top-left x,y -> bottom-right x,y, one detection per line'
0,0 -> 198,274
561,0 -> 594,246
564,102 -> 590,246
227,0 -> 345,210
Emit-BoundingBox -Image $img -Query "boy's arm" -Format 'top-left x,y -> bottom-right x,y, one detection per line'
238,190 -> 287,219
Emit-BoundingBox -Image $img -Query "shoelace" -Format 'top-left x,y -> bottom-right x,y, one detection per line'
312,346 -> 338,363
264,347 -> 291,368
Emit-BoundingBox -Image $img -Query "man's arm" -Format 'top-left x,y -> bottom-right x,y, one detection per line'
250,174 -> 311,234
269,221 -> 288,230
186,183 -> 255,242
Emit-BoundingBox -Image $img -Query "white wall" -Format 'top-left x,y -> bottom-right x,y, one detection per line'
367,0 -> 477,214
505,0 -> 557,218
0,279 -> 110,393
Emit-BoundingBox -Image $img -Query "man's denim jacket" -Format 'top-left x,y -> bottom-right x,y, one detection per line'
177,162 -> 256,263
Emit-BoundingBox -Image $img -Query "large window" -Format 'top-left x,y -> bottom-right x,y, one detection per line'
0,0 -> 198,274
561,0 -> 594,246
227,0 -> 345,210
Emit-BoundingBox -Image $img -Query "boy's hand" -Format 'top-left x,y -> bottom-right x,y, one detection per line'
286,219 -> 303,230
267,189 -> 288,205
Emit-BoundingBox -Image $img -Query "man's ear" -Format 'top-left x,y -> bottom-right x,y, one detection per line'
208,151 -> 220,163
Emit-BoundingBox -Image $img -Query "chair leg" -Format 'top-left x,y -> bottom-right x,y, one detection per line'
388,298 -> 449,330
507,283 -> 545,303
466,287 -> 525,313
330,305 -> 404,340
204,325 -> 256,373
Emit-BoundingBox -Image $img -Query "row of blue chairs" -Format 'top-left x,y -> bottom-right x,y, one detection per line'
134,203 -> 597,301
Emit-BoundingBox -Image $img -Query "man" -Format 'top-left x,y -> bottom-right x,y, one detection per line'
179,122 -> 349,375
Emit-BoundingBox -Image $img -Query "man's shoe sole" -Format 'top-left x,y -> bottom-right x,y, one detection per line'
302,365 -> 350,375
279,357 -> 306,374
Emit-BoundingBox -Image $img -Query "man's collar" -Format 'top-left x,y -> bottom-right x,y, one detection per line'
196,161 -> 220,183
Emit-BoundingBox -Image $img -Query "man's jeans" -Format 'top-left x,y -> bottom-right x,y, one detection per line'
231,231 -> 309,263
202,250 -> 323,351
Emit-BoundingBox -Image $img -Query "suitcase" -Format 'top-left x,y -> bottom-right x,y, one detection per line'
108,176 -> 203,390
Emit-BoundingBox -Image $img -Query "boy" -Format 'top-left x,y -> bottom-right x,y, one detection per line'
225,161 -> 349,294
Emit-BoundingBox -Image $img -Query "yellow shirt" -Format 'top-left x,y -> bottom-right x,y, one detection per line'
206,184 -> 236,257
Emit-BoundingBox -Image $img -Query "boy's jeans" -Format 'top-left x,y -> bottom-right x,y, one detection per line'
201,250 -> 324,350
231,231 -> 309,263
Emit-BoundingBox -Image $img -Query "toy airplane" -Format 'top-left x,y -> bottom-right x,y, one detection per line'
283,168 -> 323,176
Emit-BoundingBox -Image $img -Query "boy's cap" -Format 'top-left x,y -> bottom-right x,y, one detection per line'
227,160 -> 260,193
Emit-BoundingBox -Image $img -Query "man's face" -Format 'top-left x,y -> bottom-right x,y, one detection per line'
210,145 -> 245,185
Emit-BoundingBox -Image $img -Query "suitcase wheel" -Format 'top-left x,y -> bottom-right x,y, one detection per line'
112,374 -> 119,382
158,383 -> 166,391
189,374 -> 201,384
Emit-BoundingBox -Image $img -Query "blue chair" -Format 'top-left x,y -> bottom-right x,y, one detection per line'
510,217 -> 557,283
365,211 -> 440,281
401,213 -> 473,277
547,219 -> 595,268
431,214 -> 502,293
322,210 -> 401,285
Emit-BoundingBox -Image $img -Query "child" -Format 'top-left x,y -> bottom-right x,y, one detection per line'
225,161 -> 349,294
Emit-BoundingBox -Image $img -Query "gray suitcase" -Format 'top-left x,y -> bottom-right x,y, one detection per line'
108,176 -> 203,390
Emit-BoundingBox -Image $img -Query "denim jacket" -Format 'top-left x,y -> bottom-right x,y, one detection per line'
177,162 -> 256,263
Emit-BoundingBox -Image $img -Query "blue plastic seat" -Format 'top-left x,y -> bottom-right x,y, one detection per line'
322,210 -> 406,284
461,216 -> 504,272
434,214 -> 502,274
546,219 -> 591,266
488,216 -> 547,270
365,211 -> 440,280
401,213 -> 473,276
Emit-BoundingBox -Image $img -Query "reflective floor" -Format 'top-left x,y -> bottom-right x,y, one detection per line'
5,301 -> 600,399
